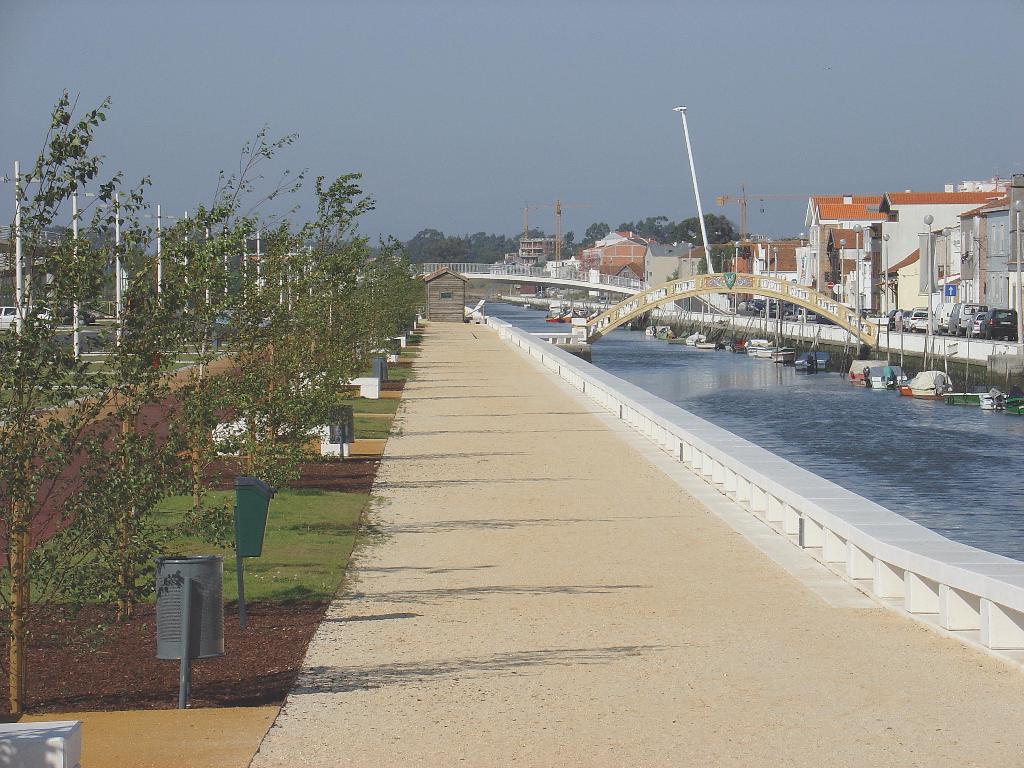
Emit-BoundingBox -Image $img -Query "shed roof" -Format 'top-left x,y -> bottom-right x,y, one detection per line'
882,191 -> 1001,207
422,267 -> 469,283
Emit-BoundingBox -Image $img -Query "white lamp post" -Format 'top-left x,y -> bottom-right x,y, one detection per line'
883,233 -> 890,360
673,106 -> 714,276
1015,201 -> 1023,353
853,225 -> 863,323
924,214 -> 934,365
13,161 -> 24,333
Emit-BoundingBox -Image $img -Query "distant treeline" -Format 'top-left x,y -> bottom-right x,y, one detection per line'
401,214 -> 738,264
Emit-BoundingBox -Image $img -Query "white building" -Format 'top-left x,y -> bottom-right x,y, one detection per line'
804,196 -> 886,291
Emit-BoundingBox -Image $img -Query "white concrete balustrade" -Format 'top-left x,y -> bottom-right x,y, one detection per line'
488,317 -> 1024,655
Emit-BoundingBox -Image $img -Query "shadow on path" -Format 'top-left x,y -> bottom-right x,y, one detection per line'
293,644 -> 671,694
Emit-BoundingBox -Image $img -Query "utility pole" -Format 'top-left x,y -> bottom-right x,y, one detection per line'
13,161 -> 24,333
924,214 -> 934,368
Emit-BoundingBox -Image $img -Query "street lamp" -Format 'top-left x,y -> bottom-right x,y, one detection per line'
853,225 -> 863,324
144,205 -> 180,293
924,214 -> 934,365
883,233 -> 890,360
673,106 -> 714,276
1015,201 -> 1023,353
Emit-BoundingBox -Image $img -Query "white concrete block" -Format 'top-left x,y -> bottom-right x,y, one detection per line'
847,543 -> 873,580
735,476 -> 751,507
981,600 -> 1024,650
712,459 -> 725,486
782,505 -> 800,535
801,515 -> 824,548
873,559 -> 904,599
904,572 -> 940,614
350,377 -> 380,399
0,720 -> 81,768
749,485 -> 767,516
823,529 -> 846,563
939,584 -> 981,631
766,495 -> 784,524
701,451 -> 714,478
724,467 -> 738,498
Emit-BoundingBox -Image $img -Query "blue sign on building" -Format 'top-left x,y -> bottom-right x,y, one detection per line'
944,284 -> 957,298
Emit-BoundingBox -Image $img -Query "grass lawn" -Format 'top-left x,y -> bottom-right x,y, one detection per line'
154,488 -> 368,603
355,414 -> 392,439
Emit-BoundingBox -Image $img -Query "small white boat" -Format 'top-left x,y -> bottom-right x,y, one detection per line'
694,341 -> 718,350
771,347 -> 797,364
684,332 -> 707,346
746,339 -> 775,358
980,389 -> 1006,411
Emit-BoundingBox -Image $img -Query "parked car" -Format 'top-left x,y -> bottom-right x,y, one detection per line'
907,308 -> 929,333
949,303 -> 989,336
0,306 -> 17,330
974,308 -> 1018,340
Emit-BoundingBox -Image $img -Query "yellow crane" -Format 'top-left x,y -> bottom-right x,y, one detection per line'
521,200 -> 592,261
715,184 -> 807,240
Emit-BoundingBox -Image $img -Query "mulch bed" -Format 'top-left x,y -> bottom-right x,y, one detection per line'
18,600 -> 327,715
10,449 -> 385,716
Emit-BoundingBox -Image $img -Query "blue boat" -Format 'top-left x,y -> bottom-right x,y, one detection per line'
794,351 -> 830,373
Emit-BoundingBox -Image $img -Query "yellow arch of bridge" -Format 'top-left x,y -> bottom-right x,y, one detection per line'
586,272 -> 877,345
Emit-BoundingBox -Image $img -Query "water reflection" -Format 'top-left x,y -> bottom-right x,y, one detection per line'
489,303 -> 1024,561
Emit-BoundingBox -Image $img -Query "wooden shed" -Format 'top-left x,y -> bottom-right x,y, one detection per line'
422,267 -> 468,322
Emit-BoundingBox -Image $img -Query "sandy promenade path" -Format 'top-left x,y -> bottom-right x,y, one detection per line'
252,322 -> 1024,767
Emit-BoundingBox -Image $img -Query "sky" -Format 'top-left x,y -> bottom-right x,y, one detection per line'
2,0 -> 1023,244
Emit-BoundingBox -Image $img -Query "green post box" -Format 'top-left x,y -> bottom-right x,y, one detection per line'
233,476 -> 275,629
235,476 -> 275,557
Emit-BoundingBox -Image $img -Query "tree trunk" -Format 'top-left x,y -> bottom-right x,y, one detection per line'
116,416 -> 134,620
8,500 -> 29,716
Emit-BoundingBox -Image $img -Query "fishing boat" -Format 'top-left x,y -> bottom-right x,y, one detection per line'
898,370 -> 951,400
945,392 -> 981,406
794,351 -> 830,373
728,338 -> 748,353
683,332 -> 707,346
1008,398 -> 1024,415
980,389 -> 1007,411
694,341 -> 718,350
746,338 -> 775,358
545,312 -> 571,323
848,359 -> 888,387
771,347 -> 797,364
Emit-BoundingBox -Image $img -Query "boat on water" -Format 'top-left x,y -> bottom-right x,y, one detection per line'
864,365 -> 908,389
848,359 -> 888,387
946,392 -> 982,406
683,332 -> 707,346
746,339 -> 776,358
727,338 -> 748,353
898,370 -> 951,400
794,351 -> 830,373
771,347 -> 797,364
694,341 -> 718,350
545,312 -> 571,323
980,389 -> 1007,411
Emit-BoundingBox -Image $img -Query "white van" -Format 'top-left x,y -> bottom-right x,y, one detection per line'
0,306 -> 17,330
935,302 -> 957,334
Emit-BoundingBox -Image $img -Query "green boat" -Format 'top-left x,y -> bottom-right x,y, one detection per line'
945,393 -> 981,406
1007,397 -> 1024,415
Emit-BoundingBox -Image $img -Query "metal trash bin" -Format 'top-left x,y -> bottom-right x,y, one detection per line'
372,356 -> 388,382
155,555 -> 224,661
234,477 -> 275,557
328,405 -> 355,447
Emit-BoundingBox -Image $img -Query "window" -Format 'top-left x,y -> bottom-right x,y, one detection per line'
440,291 -> 453,299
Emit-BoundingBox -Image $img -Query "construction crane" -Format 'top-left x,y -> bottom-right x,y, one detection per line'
714,183 -> 808,239
522,200 -> 592,261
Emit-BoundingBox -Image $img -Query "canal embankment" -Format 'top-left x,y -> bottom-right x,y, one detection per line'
254,321 -> 1024,768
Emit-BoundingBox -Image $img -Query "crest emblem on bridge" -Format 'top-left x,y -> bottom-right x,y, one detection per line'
724,272 -> 737,289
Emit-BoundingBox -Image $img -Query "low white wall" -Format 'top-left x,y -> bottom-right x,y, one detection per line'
487,317 -> 1024,652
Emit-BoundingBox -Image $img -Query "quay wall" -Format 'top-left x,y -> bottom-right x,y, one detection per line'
487,316 -> 1024,656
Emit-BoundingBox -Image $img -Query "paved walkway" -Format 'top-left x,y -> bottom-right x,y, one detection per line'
253,323 -> 1024,767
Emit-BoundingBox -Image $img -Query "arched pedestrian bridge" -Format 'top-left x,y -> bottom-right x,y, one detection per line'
587,272 -> 877,345
417,262 -> 644,297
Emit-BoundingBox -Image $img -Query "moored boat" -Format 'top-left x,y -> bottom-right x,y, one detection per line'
694,341 -> 718,350
771,347 -> 797,364
683,332 -> 707,346
980,389 -> 1006,411
945,392 -> 981,406
794,351 -> 830,372
848,359 -> 887,386
898,370 -> 951,400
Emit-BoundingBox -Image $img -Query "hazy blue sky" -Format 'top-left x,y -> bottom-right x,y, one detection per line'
3,0 -> 1023,243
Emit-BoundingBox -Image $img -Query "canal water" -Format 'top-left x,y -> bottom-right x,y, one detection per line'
489,303 -> 1024,562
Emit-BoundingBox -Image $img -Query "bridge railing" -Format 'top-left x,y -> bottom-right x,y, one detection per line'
487,316 -> 1024,653
417,262 -> 644,291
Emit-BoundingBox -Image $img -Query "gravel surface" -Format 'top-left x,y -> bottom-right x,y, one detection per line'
253,322 -> 1024,767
